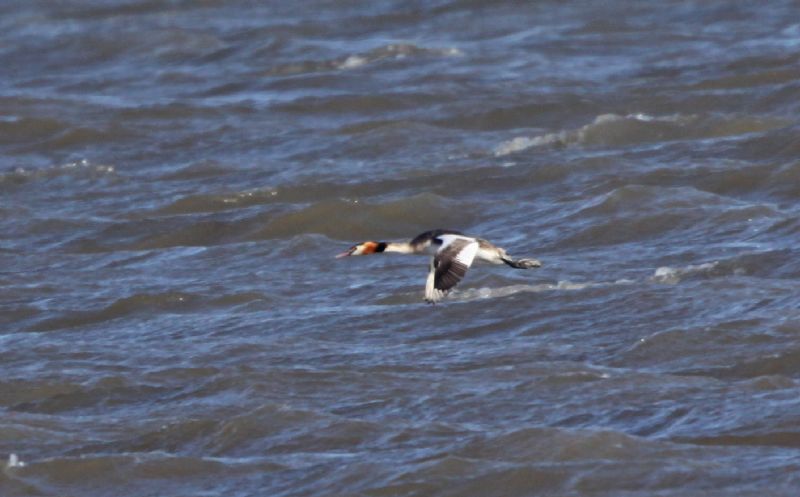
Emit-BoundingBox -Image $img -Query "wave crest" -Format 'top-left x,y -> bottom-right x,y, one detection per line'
494,113 -> 789,156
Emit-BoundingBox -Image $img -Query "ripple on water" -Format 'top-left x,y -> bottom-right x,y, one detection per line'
27,291 -> 271,333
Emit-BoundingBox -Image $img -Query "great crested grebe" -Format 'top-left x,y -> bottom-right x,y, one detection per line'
336,229 -> 542,303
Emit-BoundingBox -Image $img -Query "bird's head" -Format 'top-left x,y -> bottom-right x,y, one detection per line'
336,241 -> 384,258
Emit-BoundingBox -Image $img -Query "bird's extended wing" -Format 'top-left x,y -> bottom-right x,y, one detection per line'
424,236 -> 479,303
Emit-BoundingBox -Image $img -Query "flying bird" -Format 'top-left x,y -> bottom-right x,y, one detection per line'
337,229 -> 542,303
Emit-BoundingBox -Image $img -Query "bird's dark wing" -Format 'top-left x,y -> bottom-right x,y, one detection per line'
424,236 -> 478,303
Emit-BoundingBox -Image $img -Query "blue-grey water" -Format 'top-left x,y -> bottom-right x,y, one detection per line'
3,1 -> 800,496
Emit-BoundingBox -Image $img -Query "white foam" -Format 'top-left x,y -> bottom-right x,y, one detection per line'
651,262 -> 719,284
338,55 -> 367,69
493,134 -> 565,156
421,259 -> 726,304
6,453 -> 26,468
2,159 -> 116,183
451,278 -> 634,301
336,44 -> 462,71
493,113 -> 694,156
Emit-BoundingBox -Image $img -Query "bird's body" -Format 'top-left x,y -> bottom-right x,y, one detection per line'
337,229 -> 542,303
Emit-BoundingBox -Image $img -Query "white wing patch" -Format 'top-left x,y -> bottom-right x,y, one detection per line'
452,239 -> 479,267
437,234 -> 474,249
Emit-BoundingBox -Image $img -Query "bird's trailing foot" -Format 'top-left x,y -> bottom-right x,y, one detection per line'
502,257 -> 542,269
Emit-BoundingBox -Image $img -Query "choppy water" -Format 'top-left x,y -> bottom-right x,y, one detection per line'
3,1 -> 800,496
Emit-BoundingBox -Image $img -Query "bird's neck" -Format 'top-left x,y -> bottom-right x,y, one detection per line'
383,242 -> 417,254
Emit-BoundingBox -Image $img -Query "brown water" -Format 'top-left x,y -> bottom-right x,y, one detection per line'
3,1 -> 800,496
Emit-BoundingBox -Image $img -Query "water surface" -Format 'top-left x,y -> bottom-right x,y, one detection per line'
3,1 -> 800,496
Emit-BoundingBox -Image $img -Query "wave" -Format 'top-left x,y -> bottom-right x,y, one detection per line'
265,42 -> 462,77
145,158 -> 569,217
157,160 -> 237,181
393,253 -> 788,305
653,248 -> 800,284
154,187 -> 281,215
375,277 -> 638,306
0,116 -> 67,145
64,192 -> 473,252
336,43 -> 462,70
651,262 -> 723,284
448,279 -> 635,302
0,159 -> 116,191
553,184 -> 782,249
0,452 -> 285,491
28,291 -> 270,332
494,113 -> 790,156
252,193 -> 472,242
